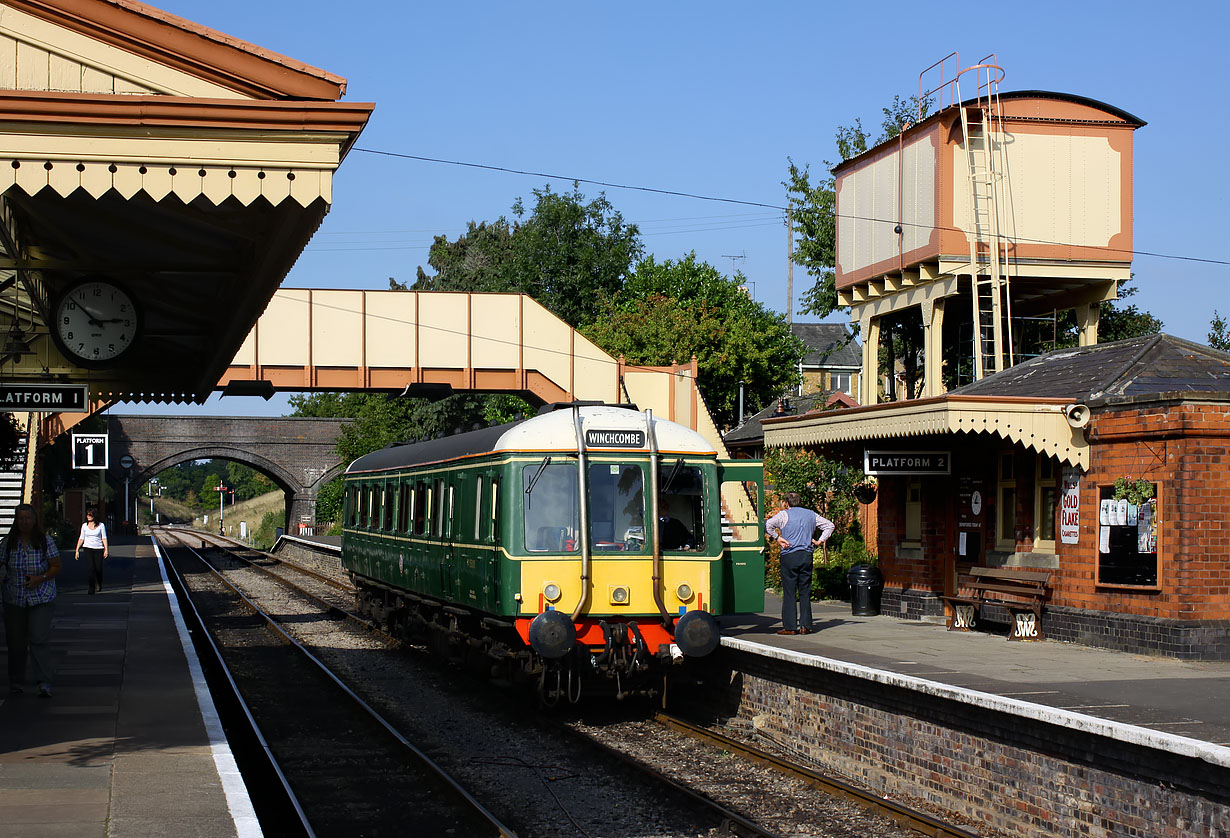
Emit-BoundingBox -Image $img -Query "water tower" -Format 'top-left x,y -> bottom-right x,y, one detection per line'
833,55 -> 1145,404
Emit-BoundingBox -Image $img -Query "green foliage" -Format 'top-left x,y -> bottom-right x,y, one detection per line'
1112,477 -> 1154,506
251,510 -> 282,551
762,447 -> 863,533
763,532 -> 877,600
414,183 -> 643,330
314,476 -> 344,527
580,253 -> 804,428
1209,310 -> 1230,351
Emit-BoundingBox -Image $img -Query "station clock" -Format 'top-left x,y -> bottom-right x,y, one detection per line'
53,279 -> 141,367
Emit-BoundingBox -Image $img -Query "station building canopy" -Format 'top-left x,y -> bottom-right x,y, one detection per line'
0,0 -> 372,404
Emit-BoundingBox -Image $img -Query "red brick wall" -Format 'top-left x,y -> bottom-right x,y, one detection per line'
1057,402 -> 1230,620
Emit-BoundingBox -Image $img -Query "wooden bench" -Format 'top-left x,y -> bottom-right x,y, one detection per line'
944,566 -> 1052,641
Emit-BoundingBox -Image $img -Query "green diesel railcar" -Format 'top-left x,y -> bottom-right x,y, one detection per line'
342,403 -> 764,702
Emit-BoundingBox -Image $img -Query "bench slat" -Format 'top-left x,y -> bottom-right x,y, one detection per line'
967,567 -> 1051,583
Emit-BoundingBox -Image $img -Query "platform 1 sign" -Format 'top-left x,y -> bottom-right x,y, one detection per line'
0,382 -> 87,412
71,433 -> 109,470
864,450 -> 951,476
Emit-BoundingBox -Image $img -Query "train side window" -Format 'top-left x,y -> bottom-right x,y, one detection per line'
357,486 -> 367,528
413,481 -> 427,534
445,484 -> 455,539
432,479 -> 445,538
397,483 -> 410,533
423,483 -> 434,536
490,478 -> 499,544
346,486 -> 356,527
383,485 -> 394,531
474,475 -> 484,540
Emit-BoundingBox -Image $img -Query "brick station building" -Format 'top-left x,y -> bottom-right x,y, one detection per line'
763,334 -> 1230,659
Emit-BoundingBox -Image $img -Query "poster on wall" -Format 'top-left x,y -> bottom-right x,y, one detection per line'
1060,465 -> 1081,545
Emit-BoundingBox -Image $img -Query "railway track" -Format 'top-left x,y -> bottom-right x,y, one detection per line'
154,529 -> 514,837
158,528 -> 982,837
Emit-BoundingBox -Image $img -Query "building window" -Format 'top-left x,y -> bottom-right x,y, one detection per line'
830,371 -> 852,394
903,479 -> 922,547
996,452 -> 1017,551
1096,483 -> 1159,587
1033,456 -> 1059,551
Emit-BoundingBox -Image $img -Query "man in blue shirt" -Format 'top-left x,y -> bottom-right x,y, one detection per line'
765,492 -> 835,635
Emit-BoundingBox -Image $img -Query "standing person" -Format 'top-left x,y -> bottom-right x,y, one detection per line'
74,506 -> 109,594
765,492 -> 835,636
0,503 -> 61,697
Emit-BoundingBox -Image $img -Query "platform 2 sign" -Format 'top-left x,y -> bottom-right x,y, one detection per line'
71,433 -> 108,470
0,382 -> 87,412
864,450 -> 951,476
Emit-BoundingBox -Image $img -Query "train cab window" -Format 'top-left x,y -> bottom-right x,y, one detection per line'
658,461 -> 705,551
588,463 -> 645,552
412,481 -> 427,534
524,462 -> 579,552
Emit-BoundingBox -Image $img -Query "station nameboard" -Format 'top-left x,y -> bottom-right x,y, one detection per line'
0,382 -> 87,412
864,450 -> 951,476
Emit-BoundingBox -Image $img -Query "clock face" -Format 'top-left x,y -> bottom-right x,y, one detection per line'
54,281 -> 140,366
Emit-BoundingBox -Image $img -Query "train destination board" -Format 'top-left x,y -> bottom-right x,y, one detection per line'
0,382 -> 87,411
864,450 -> 951,475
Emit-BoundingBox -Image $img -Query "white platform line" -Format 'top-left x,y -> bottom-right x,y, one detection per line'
153,538 -> 263,838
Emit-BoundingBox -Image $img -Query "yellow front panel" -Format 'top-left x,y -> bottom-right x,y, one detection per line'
519,558 -> 710,615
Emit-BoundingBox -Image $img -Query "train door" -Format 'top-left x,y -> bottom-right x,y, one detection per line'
717,459 -> 766,613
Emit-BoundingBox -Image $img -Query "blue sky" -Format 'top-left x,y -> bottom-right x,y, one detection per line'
120,0 -> 1228,415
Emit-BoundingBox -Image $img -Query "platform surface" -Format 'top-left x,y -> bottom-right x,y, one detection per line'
0,536 -> 255,837
724,595 -> 1230,748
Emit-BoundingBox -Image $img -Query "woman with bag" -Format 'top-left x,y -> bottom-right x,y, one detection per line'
1,503 -> 61,697
74,506 -> 108,594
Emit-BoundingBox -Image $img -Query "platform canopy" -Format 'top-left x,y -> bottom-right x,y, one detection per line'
0,0 -> 372,404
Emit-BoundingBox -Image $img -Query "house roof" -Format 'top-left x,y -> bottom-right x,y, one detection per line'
724,392 -> 829,446
790,323 -> 861,368
950,334 -> 1230,406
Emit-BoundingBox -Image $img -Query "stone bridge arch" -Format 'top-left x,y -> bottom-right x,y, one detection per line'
107,415 -> 349,530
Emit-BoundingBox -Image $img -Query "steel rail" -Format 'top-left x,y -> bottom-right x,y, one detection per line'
550,720 -> 785,838
654,712 -> 982,838
185,528 -> 353,592
156,530 -> 518,838
155,535 -> 317,838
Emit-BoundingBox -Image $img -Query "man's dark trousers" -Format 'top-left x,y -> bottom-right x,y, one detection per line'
780,548 -> 814,631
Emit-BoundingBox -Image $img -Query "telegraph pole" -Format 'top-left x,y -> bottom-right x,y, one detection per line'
786,203 -> 794,324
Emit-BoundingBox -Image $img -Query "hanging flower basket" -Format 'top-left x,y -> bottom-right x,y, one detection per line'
853,483 -> 878,504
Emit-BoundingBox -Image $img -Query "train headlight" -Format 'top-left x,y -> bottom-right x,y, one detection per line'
676,583 -> 694,602
543,583 -> 562,603
609,585 -> 630,605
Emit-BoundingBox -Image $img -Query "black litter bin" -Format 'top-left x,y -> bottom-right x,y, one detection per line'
847,564 -> 883,616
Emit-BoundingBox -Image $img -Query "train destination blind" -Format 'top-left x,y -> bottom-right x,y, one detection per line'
585,429 -> 646,448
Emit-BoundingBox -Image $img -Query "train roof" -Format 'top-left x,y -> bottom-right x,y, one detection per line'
346,405 -> 717,475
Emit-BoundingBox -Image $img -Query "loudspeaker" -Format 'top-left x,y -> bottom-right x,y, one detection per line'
1064,404 -> 1090,428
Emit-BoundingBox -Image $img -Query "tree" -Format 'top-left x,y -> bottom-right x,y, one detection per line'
415,183 -> 643,330
1209,311 -> 1230,351
581,253 -> 804,429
